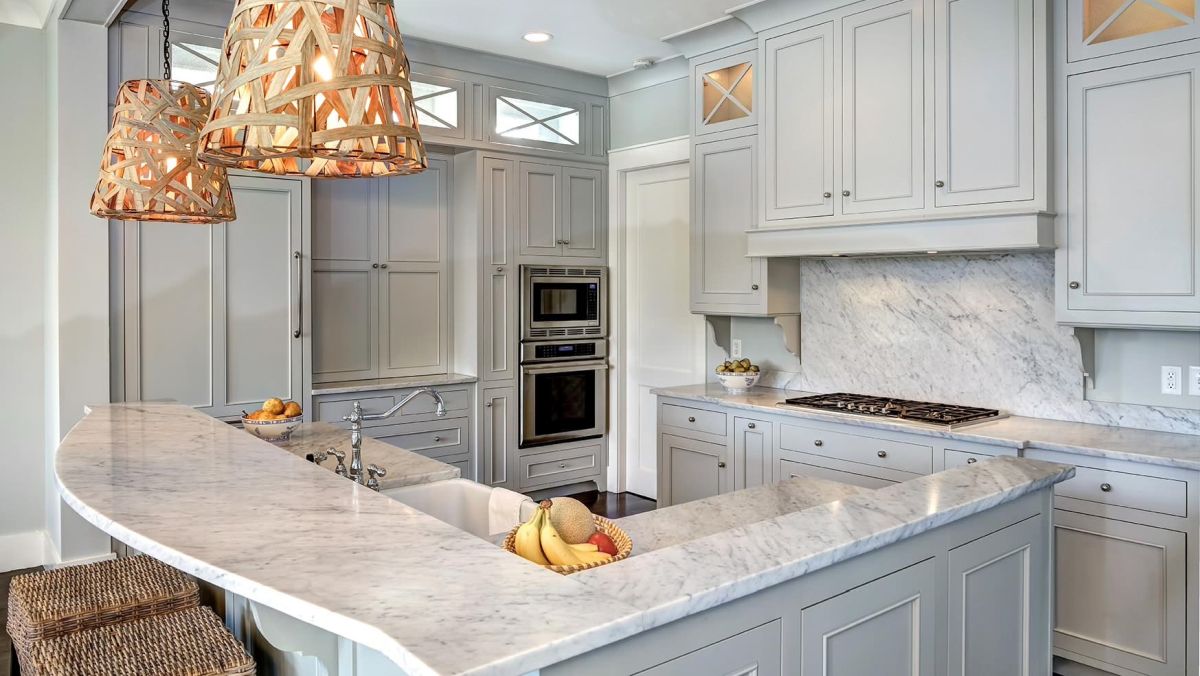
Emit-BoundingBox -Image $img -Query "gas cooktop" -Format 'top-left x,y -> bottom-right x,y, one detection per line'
779,393 -> 1005,429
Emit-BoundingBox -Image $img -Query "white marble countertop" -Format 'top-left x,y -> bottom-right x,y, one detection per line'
56,402 -> 1073,676
312,373 -> 478,397
655,384 -> 1200,471
275,422 -> 459,490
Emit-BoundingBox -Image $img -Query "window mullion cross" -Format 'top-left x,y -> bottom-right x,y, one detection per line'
499,97 -> 578,145
702,64 -> 752,125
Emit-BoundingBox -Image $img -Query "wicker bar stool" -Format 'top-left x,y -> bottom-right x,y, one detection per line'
7,556 -> 199,671
21,605 -> 255,676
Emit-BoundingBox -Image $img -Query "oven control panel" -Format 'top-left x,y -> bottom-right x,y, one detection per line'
521,338 -> 607,364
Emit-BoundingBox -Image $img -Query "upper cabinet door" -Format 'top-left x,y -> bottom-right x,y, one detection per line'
482,157 -> 518,383
561,166 -> 605,259
695,51 -> 758,136
934,0 -> 1036,207
519,161 -> 563,256
691,135 -> 764,313
1069,0 -> 1200,63
762,22 -> 836,221
312,178 -> 377,263
841,0 -> 925,215
381,157 -> 448,265
1067,53 -> 1200,313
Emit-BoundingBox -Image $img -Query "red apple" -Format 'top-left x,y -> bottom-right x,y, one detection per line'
588,532 -> 618,556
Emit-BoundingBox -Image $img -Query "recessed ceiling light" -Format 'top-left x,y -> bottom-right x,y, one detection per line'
523,31 -> 553,43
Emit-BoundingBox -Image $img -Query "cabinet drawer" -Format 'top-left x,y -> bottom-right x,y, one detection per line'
779,458 -> 902,490
519,444 -> 602,489
661,404 -> 727,438
315,386 -> 472,428
371,418 -> 468,459
944,447 -> 1014,470
315,395 -> 395,428
1057,464 -> 1187,518
779,424 -> 933,475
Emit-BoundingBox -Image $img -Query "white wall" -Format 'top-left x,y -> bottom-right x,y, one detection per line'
0,23 -> 50,570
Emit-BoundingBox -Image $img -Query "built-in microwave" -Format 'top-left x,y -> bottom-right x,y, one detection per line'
521,265 -> 607,341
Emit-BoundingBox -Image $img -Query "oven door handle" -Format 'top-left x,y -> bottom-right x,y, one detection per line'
522,360 -> 609,375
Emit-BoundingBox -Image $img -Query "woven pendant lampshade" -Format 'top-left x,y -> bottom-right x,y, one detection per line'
91,80 -> 236,223
199,0 -> 427,178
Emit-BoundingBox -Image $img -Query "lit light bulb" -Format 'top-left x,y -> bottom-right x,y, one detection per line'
313,54 -> 334,82
523,31 -> 553,43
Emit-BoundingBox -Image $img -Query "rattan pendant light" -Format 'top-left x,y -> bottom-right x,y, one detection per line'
90,0 -> 236,224
199,0 -> 427,178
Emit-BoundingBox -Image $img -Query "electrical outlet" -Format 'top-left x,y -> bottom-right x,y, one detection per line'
1189,366 -> 1200,396
731,339 -> 743,359
1161,366 -> 1182,395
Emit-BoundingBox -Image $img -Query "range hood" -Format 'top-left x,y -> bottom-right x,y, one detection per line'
744,211 -> 1055,258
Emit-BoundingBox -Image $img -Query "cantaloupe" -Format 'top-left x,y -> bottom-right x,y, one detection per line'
547,497 -> 596,544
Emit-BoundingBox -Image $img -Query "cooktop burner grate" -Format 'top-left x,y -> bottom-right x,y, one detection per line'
780,393 -> 1003,429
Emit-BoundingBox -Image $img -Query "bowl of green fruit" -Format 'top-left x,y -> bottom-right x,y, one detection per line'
715,358 -> 761,393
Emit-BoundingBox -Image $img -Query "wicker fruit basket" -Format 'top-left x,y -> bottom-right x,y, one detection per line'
504,514 -> 633,575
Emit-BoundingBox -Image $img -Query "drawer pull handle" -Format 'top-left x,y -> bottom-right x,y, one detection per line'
433,436 -> 442,442
688,416 -> 696,423
1100,482 -> 1112,492
966,457 -> 977,464
877,450 -> 888,458
718,461 -> 727,468
789,474 -> 799,479
747,422 -> 756,429
813,439 -> 824,447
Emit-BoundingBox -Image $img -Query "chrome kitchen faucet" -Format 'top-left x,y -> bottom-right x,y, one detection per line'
342,388 -> 447,490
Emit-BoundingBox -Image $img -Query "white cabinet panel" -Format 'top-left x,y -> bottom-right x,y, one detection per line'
691,135 -> 762,309
380,270 -> 443,376
563,166 -> 605,258
482,386 -> 519,488
778,457 -> 901,489
636,620 -> 781,676
519,161 -> 562,257
482,158 -> 518,382
660,433 -> 732,506
934,0 -> 1035,206
800,559 -> 936,675
1053,509 -> 1187,676
382,159 -> 447,263
763,22 -> 835,220
734,418 -> 772,489
1066,54 -> 1200,313
311,265 -> 377,381
312,179 -> 376,262
841,0 -> 924,214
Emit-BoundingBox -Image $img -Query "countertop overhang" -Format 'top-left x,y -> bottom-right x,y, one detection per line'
55,402 -> 1074,675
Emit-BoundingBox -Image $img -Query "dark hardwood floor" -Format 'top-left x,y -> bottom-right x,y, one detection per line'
563,490 -> 656,519
1,566 -> 39,676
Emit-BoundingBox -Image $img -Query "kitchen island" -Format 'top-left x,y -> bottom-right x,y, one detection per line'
56,402 -> 1073,675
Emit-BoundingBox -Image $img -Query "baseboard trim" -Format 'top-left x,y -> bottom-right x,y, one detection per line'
39,532 -> 116,570
0,530 -> 47,572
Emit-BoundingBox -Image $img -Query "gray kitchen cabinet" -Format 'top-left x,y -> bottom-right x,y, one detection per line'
636,620 -> 781,676
482,157 -> 519,383
517,160 -> 605,259
948,516 -> 1050,676
1061,52 -> 1200,325
115,174 -> 310,420
799,558 -> 937,675
481,385 -> 519,489
691,133 -> 802,316
934,0 -> 1037,207
777,456 -> 903,489
660,433 -> 732,506
840,0 -> 924,216
1053,509 -> 1187,676
312,154 -> 452,382
694,48 -> 758,137
517,441 -> 605,491
761,21 -> 835,221
734,417 -> 773,489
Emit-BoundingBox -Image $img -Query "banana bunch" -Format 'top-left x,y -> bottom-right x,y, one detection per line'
513,500 -> 613,568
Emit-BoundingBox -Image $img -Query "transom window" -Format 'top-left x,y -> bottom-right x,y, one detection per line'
701,62 -> 753,125
170,41 -> 221,92
1084,0 -> 1194,45
495,95 -> 580,146
411,80 -> 459,130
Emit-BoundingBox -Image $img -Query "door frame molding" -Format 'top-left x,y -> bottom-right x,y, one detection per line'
607,136 -> 692,494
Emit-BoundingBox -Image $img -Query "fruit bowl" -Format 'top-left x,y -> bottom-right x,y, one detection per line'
503,515 -> 633,575
241,414 -> 303,443
716,371 -> 761,393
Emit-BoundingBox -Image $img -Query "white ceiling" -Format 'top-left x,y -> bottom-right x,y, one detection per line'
392,0 -> 736,77
0,0 -> 56,28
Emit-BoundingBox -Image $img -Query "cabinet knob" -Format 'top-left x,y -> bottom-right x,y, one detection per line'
687,416 -> 696,423
485,402 -> 493,408
496,266 -> 504,273
935,180 -> 945,188
372,263 -> 379,269
559,463 -> 567,469
433,436 -> 442,442
813,439 -> 824,447
751,284 -> 759,291
380,263 -> 389,269
966,457 -> 977,464
823,191 -> 832,199
842,190 -> 851,197
877,450 -> 888,458
747,422 -> 756,429
718,461 -> 727,468
1069,281 -> 1080,289
1100,482 -> 1112,492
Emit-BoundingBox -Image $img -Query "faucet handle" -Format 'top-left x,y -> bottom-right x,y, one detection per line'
366,464 -> 388,491
327,448 -> 348,476
342,401 -> 364,424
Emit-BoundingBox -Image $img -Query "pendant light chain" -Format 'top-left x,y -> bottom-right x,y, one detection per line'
162,0 -> 171,80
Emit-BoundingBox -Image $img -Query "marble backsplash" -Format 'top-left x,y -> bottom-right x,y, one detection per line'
762,253 -> 1199,435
